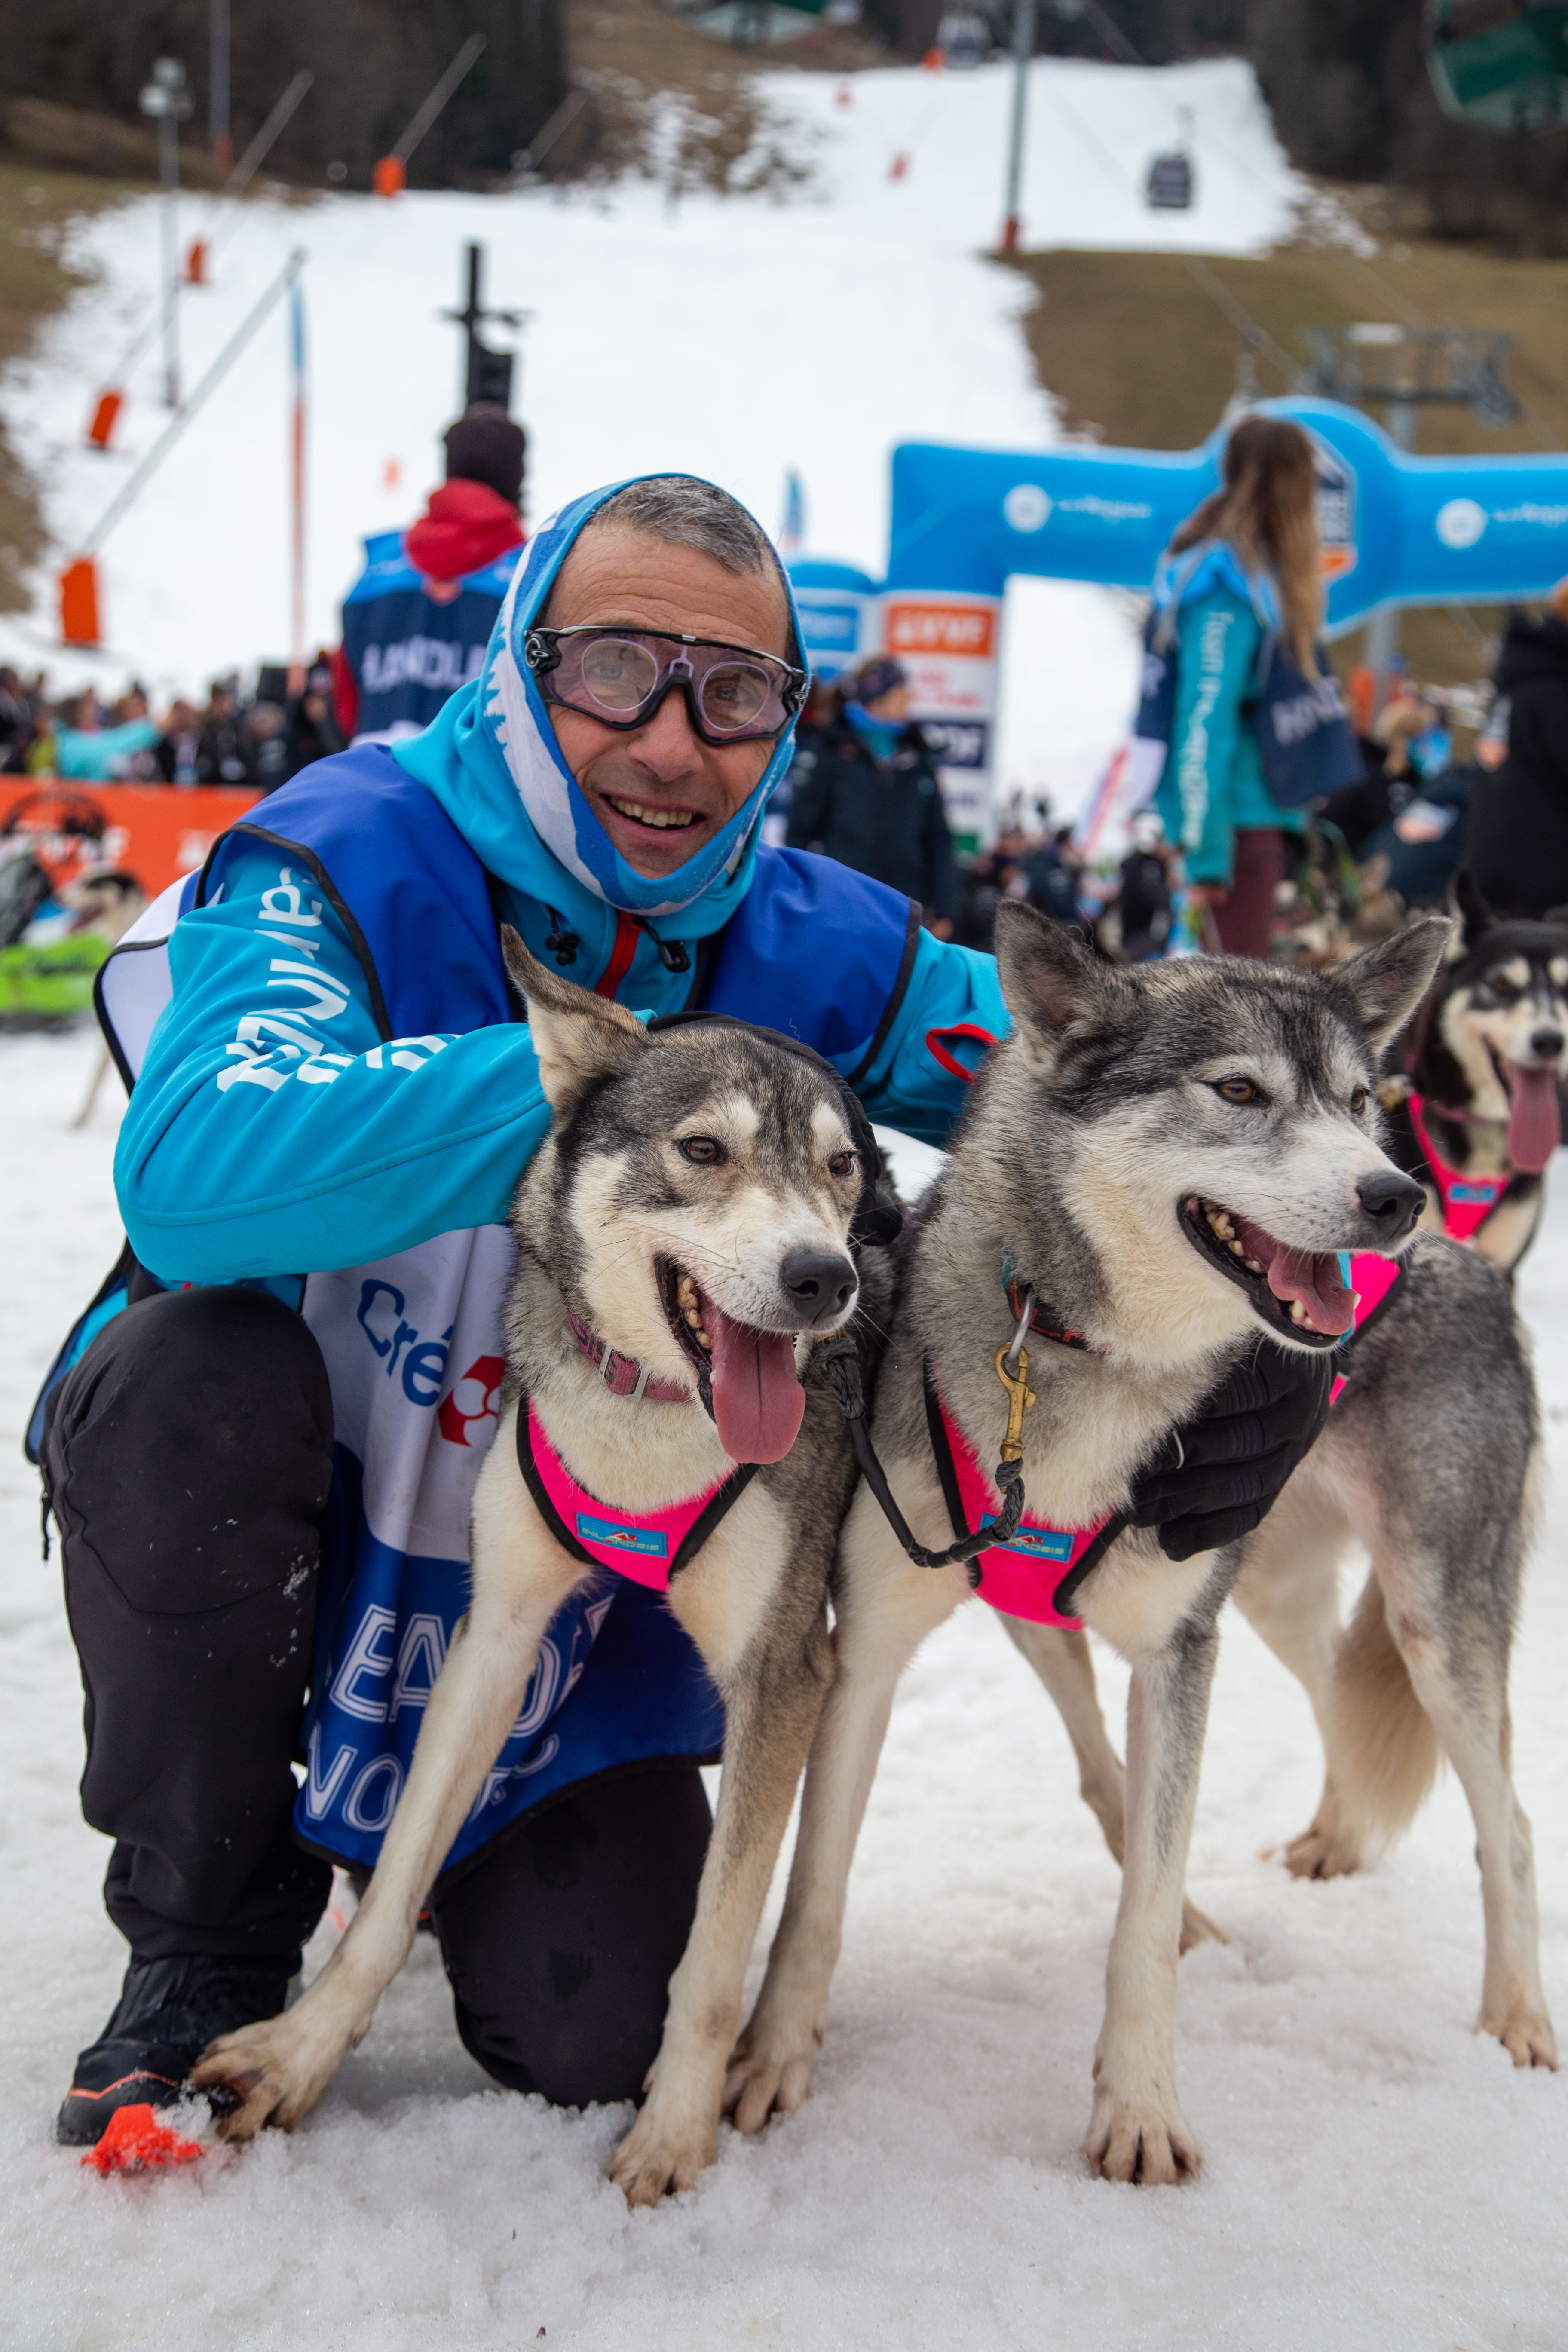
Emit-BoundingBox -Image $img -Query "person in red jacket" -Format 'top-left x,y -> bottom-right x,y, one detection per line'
333,404 -> 528,745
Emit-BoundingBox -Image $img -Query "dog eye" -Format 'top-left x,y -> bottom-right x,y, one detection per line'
1489,975 -> 1519,1001
829,1149 -> 856,1179
1350,1086 -> 1368,1116
677,1136 -> 725,1166
1213,1076 -> 1258,1105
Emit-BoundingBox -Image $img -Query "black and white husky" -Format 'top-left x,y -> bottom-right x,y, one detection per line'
1379,872 -> 1568,1275
196,931 -> 892,2205
729,906 -> 1555,2186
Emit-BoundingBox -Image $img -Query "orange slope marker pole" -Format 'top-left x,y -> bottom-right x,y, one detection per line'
61,248 -> 306,649
374,32 -> 486,197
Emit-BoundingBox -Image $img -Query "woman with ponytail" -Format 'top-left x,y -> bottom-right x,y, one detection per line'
1152,415 -> 1326,956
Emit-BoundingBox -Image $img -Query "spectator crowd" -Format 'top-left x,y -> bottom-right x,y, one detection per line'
0,662 -> 346,793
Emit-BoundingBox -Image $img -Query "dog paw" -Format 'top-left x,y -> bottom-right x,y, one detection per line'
722,2018 -> 821,2135
606,2109 -> 717,2207
1480,2008 -> 1559,2070
1084,2087 -> 1202,2186
1178,1898 -> 1228,1955
190,2011 -> 346,2139
1283,1821 -> 1362,1880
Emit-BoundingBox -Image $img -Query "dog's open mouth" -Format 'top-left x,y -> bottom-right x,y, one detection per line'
1485,1044 -> 1562,1173
1180,1197 -> 1354,1348
657,1258 -> 805,1464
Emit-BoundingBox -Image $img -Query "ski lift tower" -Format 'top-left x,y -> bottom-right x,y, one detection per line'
1303,321 -> 1520,694
442,242 -> 529,415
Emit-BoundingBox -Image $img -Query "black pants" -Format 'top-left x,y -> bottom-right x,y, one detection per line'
45,1283 -> 711,2107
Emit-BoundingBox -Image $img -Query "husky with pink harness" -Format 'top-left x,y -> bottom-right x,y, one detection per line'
1378,872 -> 1568,1276
194,929 -> 903,2203
734,906 -> 1555,2187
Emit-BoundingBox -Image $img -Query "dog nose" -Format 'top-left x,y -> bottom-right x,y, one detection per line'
1530,1026 -> 1564,1060
1355,1166 -> 1424,1243
780,1248 -> 858,1326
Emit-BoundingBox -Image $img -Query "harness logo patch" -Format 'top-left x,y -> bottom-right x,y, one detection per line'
576,1513 -> 669,1559
980,1516 -> 1075,1563
1451,1180 -> 1506,1204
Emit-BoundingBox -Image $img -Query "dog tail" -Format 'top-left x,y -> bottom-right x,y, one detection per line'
1329,1572 -> 1442,1845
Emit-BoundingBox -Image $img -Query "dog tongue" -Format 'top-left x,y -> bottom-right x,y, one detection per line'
1231,1213 -> 1358,1336
703,1300 -> 805,1464
1507,1064 -> 1561,1174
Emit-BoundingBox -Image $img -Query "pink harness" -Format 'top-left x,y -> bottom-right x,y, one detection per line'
1406,1090 -> 1508,1243
928,1252 -> 1408,1628
516,1398 -> 756,1590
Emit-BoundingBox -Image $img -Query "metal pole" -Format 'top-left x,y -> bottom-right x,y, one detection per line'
160,108 -> 181,407
1365,396 -> 1417,707
211,0 -> 232,178
81,249 -> 307,557
290,278 -> 307,673
1000,0 -> 1037,256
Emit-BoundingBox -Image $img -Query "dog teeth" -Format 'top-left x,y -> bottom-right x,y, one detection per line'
696,1329 -> 711,1350
1228,1238 -> 1245,1256
1244,1256 -> 1263,1275
1204,1206 -> 1236,1240
684,1306 -> 702,1327
1288,1299 -> 1319,1330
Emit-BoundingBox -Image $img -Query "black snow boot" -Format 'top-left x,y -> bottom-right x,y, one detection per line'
56,1953 -> 297,2146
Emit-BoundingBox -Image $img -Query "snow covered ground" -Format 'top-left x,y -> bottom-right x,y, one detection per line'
0,54 -> 1307,820
3,1026 -> 1567,2351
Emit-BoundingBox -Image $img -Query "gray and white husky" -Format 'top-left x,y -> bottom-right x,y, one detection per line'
196,931 -> 891,2205
728,905 -> 1555,2186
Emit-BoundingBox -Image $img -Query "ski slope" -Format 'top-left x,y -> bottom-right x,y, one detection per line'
0,55 -> 1307,821
2,1032 -> 1566,2350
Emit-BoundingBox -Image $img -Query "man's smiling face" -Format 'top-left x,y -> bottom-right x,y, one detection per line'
540,525 -> 792,880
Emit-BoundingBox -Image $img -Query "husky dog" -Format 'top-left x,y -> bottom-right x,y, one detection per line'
728,906 -> 1554,2186
1378,872 -> 1568,1275
195,931 -> 893,2205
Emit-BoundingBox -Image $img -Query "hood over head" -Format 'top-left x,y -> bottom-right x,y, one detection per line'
394,475 -> 804,925
405,479 -> 525,584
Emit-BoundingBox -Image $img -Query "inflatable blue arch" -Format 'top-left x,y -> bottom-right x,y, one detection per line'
789,396 -> 1568,836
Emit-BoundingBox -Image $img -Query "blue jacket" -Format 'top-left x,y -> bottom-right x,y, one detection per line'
71,475 -> 1008,1878
1152,540 -> 1305,888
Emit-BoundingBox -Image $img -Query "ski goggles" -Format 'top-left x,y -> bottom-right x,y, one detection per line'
522,624 -> 808,746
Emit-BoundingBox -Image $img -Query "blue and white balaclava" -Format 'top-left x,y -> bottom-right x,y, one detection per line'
476,477 -> 804,921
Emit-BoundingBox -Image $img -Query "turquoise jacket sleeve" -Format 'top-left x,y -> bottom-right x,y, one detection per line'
1162,588 -> 1262,888
117,850 -> 1008,1285
843,926 -> 1011,1144
116,845 -> 551,1283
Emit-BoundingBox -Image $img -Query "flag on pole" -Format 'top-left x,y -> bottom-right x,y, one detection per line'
781,467 -> 805,556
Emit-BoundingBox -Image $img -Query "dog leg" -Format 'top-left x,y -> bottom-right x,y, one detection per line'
727,1485 -> 968,2132
193,1411 -> 585,2135
605,1608 -> 834,2206
998,1617 -> 1225,1952
1375,1567 -> 1556,2069
1080,1554 -> 1229,2186
1228,1462 -> 1366,1880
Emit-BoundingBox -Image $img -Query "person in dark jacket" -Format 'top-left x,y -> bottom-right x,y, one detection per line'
334,403 -> 527,747
784,654 -> 960,934
285,660 -> 347,779
1468,588 -> 1568,919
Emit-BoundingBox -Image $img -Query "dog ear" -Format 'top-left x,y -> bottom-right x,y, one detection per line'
1333,915 -> 1453,1052
1452,867 -> 1494,952
993,901 -> 1118,1067
500,924 -> 647,1109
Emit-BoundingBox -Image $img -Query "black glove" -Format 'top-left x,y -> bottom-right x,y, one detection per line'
1124,1342 -> 1335,1562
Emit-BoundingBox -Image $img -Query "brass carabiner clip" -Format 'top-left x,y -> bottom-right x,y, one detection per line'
993,1343 -> 1037,1463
